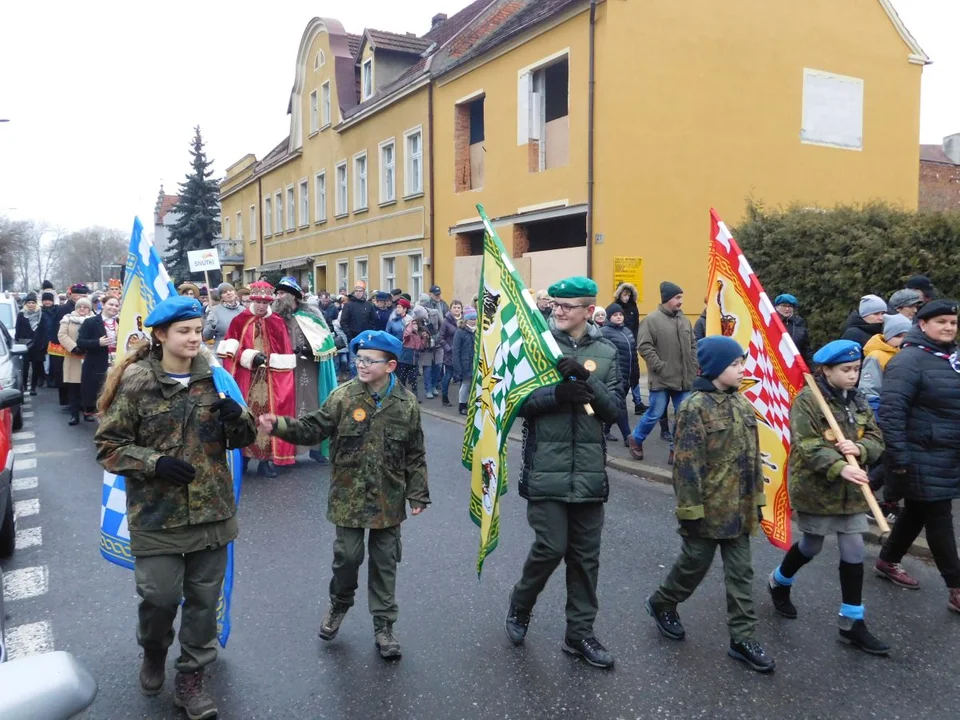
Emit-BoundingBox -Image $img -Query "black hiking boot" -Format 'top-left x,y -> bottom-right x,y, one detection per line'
319,602 -> 350,641
505,603 -> 531,645
768,573 -> 798,619
838,618 -> 890,656
646,597 -> 685,640
138,649 -> 166,696
561,636 -> 614,669
728,639 -> 776,673
373,617 -> 402,659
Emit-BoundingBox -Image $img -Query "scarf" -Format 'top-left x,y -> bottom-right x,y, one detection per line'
903,341 -> 960,374
222,300 -> 241,310
22,309 -> 41,332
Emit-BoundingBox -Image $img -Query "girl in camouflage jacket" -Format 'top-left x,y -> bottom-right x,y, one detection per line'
768,339 -> 889,657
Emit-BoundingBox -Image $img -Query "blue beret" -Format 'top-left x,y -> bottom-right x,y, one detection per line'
145,295 -> 204,328
813,339 -> 862,366
697,336 -> 746,380
774,294 -> 798,307
350,330 -> 402,358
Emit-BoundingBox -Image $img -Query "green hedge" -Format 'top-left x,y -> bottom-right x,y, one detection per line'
733,201 -> 960,348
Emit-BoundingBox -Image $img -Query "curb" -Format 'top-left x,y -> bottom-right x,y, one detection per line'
420,406 -> 934,561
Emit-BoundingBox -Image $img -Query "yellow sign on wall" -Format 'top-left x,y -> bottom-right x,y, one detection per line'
613,256 -> 643,297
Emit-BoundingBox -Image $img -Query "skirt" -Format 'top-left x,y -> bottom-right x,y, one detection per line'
796,512 -> 869,536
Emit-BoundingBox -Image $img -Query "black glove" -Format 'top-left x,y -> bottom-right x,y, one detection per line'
558,356 -> 590,382
757,507 -> 764,524
155,456 -> 197,486
680,519 -> 702,538
296,344 -> 311,357
555,381 -> 595,406
252,353 -> 267,369
210,397 -> 243,423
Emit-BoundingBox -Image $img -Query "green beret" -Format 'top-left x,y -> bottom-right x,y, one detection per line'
547,276 -> 598,299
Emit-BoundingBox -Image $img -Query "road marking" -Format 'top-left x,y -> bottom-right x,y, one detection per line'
12,431 -> 35,440
13,443 -> 36,455
2,566 -> 49,602
22,411 -> 34,418
13,499 -> 39,519
15,526 -> 42,550
16,458 -> 36,470
3,621 -> 54,660
12,476 -> 38,491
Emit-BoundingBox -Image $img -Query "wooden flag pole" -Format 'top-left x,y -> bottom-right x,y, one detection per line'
802,373 -> 890,534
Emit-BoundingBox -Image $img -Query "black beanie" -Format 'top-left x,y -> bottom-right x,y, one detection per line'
41,292 -> 55,303
24,292 -> 37,303
605,302 -> 624,318
660,281 -> 683,304
42,280 -> 54,290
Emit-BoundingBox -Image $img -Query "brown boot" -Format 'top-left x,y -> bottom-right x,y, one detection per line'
174,670 -> 218,720
139,649 -> 167,696
628,436 -> 644,461
949,588 -> 960,614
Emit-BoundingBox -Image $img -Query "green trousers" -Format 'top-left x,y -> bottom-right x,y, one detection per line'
651,534 -> 758,642
134,545 -> 227,673
511,500 -> 605,642
330,525 -> 402,623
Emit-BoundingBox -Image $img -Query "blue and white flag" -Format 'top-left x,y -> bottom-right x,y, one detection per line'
99,218 -> 245,647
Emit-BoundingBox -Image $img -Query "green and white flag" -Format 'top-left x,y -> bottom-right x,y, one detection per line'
463,205 -> 563,576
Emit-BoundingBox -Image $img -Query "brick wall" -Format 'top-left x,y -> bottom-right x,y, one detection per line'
454,104 -> 472,193
919,160 -> 960,212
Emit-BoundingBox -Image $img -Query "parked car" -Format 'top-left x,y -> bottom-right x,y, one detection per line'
0,651 -> 97,715
0,321 -> 25,431
0,294 -> 17,334
0,386 -> 27,665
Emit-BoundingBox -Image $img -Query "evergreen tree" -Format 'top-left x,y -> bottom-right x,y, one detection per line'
165,126 -> 221,284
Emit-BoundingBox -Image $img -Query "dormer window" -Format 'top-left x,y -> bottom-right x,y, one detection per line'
362,58 -> 374,101
315,50 -> 325,70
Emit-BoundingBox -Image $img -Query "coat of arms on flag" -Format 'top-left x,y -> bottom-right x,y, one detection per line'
705,209 -> 808,550
462,205 -> 563,576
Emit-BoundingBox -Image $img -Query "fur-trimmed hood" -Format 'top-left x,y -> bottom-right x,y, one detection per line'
613,282 -> 638,304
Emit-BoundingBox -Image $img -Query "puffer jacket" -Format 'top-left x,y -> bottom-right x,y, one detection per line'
517,323 -> 622,503
601,322 -> 639,392
840,310 -> 883,348
385,309 -> 406,343
452,323 -> 476,379
859,334 -> 901,409
879,327 -> 960,502
440,311 -> 459,367
613,282 -> 640,338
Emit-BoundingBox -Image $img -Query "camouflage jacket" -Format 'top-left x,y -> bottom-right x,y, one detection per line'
673,378 -> 766,539
788,380 -> 884,516
273,377 -> 430,528
94,351 -> 257,532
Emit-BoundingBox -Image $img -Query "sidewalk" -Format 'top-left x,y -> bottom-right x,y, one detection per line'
417,392 -> 944,562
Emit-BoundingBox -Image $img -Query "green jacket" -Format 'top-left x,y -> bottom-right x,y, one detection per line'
517,323 -> 622,503
637,305 -> 698,392
788,380 -> 884,516
94,352 -> 257,533
272,377 -> 430,528
673,378 -> 766,539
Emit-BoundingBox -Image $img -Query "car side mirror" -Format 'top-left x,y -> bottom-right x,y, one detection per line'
0,651 -> 98,718
10,344 -> 28,355
0,387 -> 23,410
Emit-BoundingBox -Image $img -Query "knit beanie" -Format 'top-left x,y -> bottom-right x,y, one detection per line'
882,314 -> 912,341
697,336 -> 746,380
463,306 -> 478,321
42,280 -> 54,290
41,292 -> 55,303
24,292 -> 37,303
218,282 -> 235,295
605,302 -> 624,319
888,288 -> 922,311
396,298 -> 411,309
858,294 -> 887,319
660,281 -> 683,304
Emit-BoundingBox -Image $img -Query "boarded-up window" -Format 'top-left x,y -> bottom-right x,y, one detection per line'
455,96 -> 485,192
800,69 -> 864,151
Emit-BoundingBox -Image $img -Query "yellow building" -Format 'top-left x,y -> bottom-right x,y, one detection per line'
430,0 -> 928,312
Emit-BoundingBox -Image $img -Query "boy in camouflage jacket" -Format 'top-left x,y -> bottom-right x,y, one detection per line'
647,337 -> 775,673
260,330 -> 429,660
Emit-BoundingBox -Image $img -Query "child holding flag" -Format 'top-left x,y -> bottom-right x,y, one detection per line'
767,339 -> 890,656
646,337 -> 775,673
259,329 -> 430,660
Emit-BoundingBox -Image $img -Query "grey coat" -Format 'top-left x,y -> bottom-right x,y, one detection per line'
203,302 -> 245,345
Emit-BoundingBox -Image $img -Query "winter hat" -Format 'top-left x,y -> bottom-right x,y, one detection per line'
396,298 -> 411,309
888,288 -> 922,311
905,274 -> 936,298
217,282 -> 236,295
41,292 -> 55,303
418,293 -> 432,305
916,298 -> 959,322
411,305 -> 428,322
773,294 -> 798,308
42,280 -> 54,290
882,314 -> 912,341
605,302 -> 624,319
697,337 -> 746,380
391,288 -> 403,297
463,306 -> 478,321
24,292 -> 37,303
400,293 -> 412,302
858,295 -> 887,319
660,281 -> 683,304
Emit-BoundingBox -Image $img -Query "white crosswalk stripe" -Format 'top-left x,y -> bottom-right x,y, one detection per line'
16,457 -> 36,470
2,566 -> 49,602
22,411 -> 34,418
3,621 -> 54,660
13,443 -> 36,455
12,476 -> 38,492
14,498 -> 39,519
15,526 -> 42,550
12,431 -> 35,440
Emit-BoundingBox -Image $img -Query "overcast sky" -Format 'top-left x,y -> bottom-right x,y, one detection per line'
0,0 -> 956,234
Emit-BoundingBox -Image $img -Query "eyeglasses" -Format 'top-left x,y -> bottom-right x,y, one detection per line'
355,357 -> 391,368
550,301 -> 589,312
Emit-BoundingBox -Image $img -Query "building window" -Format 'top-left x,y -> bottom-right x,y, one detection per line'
355,257 -> 368,287
354,152 -> 368,211
249,205 -> 257,243
321,81 -> 331,127
383,256 -> 396,290
409,253 -> 423,299
379,139 -> 395,203
335,162 -> 348,216
315,50 -> 325,70
519,56 -> 569,172
336,260 -> 349,293
309,90 -> 319,134
285,186 -> 295,230
223,216 -> 230,240
236,211 -> 243,242
274,191 -> 283,234
362,58 -> 374,101
314,171 -> 326,223
801,68 -> 864,151
298,178 -> 309,227
404,127 -> 423,196
264,197 -> 272,238
455,95 -> 485,192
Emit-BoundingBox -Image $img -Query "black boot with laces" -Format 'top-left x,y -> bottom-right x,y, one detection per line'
562,636 -> 614,669
728,639 -> 776,673
505,603 -> 531,645
646,597 -> 685,640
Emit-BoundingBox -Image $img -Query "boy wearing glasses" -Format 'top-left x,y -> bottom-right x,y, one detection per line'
258,330 -> 430,660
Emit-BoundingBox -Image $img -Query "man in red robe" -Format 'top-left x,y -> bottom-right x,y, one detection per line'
220,281 -> 297,476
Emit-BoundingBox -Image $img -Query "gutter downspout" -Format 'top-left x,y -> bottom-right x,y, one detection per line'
586,0 -> 597,279
428,82 -> 436,288
258,177 -> 264,274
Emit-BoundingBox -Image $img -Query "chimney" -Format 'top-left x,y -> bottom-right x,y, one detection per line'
431,13 -> 447,30
944,133 -> 960,165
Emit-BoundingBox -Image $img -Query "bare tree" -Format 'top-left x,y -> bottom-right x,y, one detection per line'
58,227 -> 128,287
34,225 -> 66,287
0,217 -> 26,290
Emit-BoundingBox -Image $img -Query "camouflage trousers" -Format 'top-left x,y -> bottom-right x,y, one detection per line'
134,546 -> 227,673
650,534 -> 757,643
330,525 -> 402,623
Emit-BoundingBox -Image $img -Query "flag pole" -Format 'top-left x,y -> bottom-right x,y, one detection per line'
802,373 -> 890,534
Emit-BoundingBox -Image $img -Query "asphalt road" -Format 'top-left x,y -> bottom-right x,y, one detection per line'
3,388 -> 959,719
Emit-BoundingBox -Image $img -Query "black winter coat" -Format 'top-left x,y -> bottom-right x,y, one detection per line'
339,296 -> 376,340
780,313 -> 812,366
879,327 -> 960,502
77,314 -> 110,410
841,310 -> 883,349
320,302 -> 339,328
693,310 -> 707,341
452,326 -> 476,379
15,312 -> 49,363
613,283 -> 640,338
601,323 -> 639,392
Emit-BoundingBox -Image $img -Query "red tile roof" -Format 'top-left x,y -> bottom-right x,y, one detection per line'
921,144 -> 960,166
156,194 -> 180,221
347,33 -> 362,58
364,29 -> 433,56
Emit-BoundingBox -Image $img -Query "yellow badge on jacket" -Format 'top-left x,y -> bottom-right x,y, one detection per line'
352,408 -> 367,422
584,360 -> 597,372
